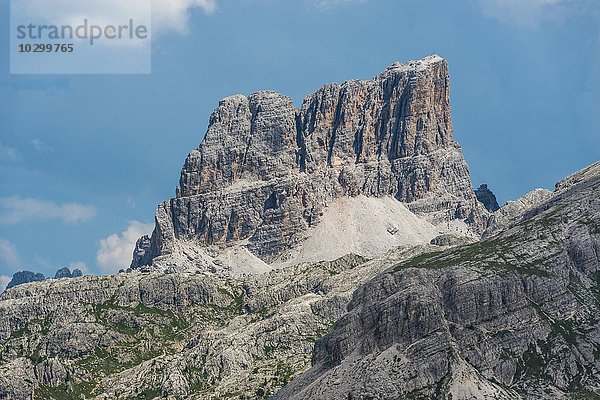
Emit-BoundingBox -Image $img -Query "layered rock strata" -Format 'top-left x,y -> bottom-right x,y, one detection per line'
135,55 -> 488,271
275,162 -> 600,400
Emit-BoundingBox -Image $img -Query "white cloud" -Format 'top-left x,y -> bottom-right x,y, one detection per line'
152,0 -> 217,35
68,261 -> 90,274
96,220 -> 153,274
0,239 -> 22,269
476,0 -> 565,28
0,196 -> 97,225
312,0 -> 367,9
0,142 -> 22,162
0,275 -> 11,292
11,0 -> 216,40
31,139 -> 53,153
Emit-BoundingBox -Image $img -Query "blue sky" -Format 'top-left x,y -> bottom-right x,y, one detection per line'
1,0 -> 599,287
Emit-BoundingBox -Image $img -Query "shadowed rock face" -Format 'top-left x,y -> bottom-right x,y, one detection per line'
130,235 -> 151,268
136,55 -> 488,268
475,183 -> 500,212
6,271 -> 45,289
5,268 -> 83,292
54,267 -> 82,279
275,162 -> 600,400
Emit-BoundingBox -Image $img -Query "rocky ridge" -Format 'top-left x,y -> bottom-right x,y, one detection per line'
0,162 -> 597,400
0,246 -> 432,399
275,161 -> 600,400
5,267 -> 85,291
54,267 -> 83,279
5,271 -> 45,290
483,188 -> 553,238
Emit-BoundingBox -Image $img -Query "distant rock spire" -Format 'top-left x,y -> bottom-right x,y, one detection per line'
475,184 -> 500,212
54,267 -> 83,279
4,267 -> 85,292
55,267 -> 72,279
6,271 -> 45,289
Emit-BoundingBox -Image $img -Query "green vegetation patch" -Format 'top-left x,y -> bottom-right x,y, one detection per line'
36,381 -> 97,400
254,361 -> 296,399
568,390 -> 600,400
392,234 -> 552,278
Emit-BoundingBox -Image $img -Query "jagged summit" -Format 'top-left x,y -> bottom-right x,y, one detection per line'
177,54 -> 455,200
4,267 -> 83,291
133,56 -> 489,274
383,54 -> 445,74
474,183 -> 500,212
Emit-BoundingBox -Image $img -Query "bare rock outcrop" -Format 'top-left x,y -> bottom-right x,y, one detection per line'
0,51 -> 598,399
135,55 -> 488,272
275,162 -> 600,400
484,188 -> 553,237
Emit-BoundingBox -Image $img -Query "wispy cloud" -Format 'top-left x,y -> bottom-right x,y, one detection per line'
0,197 -> 97,225
0,275 -> 11,292
476,0 -> 568,28
33,255 -> 54,270
96,220 -> 153,274
312,0 -> 367,9
0,142 -> 22,162
12,0 -> 217,39
68,260 -> 90,274
0,238 -> 22,269
152,0 -> 217,35
31,139 -> 53,153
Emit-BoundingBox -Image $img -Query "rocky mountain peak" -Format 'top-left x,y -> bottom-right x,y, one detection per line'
4,267 -> 83,291
134,56 -> 489,273
1,53 -> 598,400
178,54 -> 453,199
54,267 -> 83,279
5,271 -> 45,290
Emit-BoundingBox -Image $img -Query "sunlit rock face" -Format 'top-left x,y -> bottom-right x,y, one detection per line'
136,55 -> 488,271
276,162 -> 600,400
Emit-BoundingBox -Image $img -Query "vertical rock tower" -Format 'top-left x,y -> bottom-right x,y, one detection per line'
475,184 -> 500,212
134,55 -> 488,270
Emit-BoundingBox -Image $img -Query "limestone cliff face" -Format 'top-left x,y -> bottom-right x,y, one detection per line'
0,251 -> 417,399
136,55 -> 487,268
275,162 -> 600,400
1,53 -> 598,400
